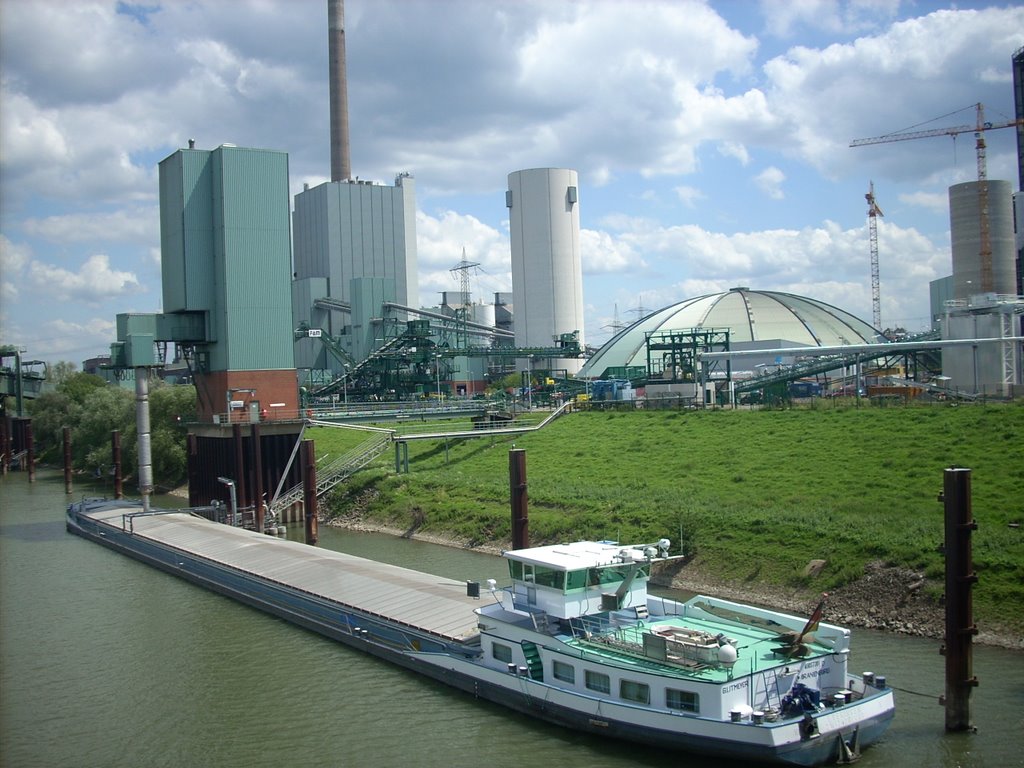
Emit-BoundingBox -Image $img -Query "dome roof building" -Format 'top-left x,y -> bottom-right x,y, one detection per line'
581,287 -> 878,378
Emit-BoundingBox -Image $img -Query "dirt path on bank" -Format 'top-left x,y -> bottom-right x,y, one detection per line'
323,516 -> 1022,650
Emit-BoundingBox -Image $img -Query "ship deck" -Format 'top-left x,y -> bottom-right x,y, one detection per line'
76,502 -> 484,644
564,614 -> 831,684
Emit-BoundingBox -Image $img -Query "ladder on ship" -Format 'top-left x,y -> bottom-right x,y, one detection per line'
521,641 -> 544,681
760,668 -> 784,712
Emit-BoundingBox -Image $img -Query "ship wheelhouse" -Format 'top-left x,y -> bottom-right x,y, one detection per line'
502,539 -> 670,619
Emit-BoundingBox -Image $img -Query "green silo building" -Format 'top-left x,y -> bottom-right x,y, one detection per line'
158,143 -> 299,422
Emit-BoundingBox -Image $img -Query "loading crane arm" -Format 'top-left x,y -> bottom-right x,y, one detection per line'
850,103 -> 1024,292
294,321 -> 356,368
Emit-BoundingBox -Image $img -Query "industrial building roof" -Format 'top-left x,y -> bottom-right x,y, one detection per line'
580,287 -> 879,377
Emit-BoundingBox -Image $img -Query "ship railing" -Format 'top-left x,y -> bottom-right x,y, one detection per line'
119,507 -> 192,534
568,614 -> 615,641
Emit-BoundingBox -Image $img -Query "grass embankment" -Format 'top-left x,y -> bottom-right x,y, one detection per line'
312,404 -> 1024,635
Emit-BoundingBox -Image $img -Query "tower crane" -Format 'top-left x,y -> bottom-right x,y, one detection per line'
851,103 -> 1024,293
865,182 -> 883,331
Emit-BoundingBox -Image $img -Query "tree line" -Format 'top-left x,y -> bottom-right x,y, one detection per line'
28,367 -> 196,489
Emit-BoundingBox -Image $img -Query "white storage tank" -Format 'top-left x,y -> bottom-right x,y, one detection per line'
471,301 -> 497,347
949,180 -> 1016,298
507,168 -> 585,373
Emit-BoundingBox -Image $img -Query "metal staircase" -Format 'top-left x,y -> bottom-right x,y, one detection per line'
521,641 -> 544,681
269,432 -> 393,517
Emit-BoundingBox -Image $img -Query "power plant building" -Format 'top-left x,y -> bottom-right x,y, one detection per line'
291,175 -> 418,371
507,168 -> 585,374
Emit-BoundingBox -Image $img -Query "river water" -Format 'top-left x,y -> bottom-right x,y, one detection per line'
2,469 -> 1021,768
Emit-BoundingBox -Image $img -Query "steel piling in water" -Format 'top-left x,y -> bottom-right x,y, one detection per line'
941,466 -> 978,732
112,430 -> 123,499
509,448 -> 528,550
252,423 -> 265,532
63,426 -> 72,494
25,421 -> 35,483
302,439 -> 319,545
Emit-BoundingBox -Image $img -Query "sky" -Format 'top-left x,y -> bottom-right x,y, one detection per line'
1,0 -> 1023,366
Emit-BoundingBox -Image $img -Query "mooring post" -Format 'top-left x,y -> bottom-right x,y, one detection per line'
1,415 -> 10,475
232,423 -> 248,511
252,423 -> 265,532
111,430 -> 123,499
25,420 -> 35,483
509,448 -> 528,550
302,439 -> 319,546
185,433 -> 199,507
63,426 -> 72,494
941,466 -> 978,732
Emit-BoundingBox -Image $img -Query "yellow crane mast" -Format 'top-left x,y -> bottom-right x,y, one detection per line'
865,181 -> 883,332
851,103 -> 1024,293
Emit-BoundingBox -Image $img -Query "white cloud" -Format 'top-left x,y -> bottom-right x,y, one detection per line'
22,208 -> 159,245
758,0 -> 900,38
414,210 -> 510,302
581,216 -> 945,334
31,317 -> 118,361
717,141 -> 751,166
673,186 -> 705,208
0,236 -> 32,302
27,254 -> 141,304
761,7 -> 1024,181
581,229 -> 643,274
754,166 -> 786,200
0,90 -> 70,177
897,190 -> 949,215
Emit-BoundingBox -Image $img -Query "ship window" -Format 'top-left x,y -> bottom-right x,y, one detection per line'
565,569 -> 588,592
666,689 -> 699,713
585,670 -> 610,694
620,679 -> 650,705
553,660 -> 575,683
508,561 -> 524,581
533,565 -> 564,589
590,564 -> 652,587
492,643 -> 513,663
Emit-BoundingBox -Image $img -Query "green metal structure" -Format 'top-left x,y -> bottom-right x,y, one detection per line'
644,328 -> 732,385
0,346 -> 48,416
155,144 -> 294,373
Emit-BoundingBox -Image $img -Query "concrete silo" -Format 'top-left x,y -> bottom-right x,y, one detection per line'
507,168 -> 585,373
949,180 -> 1017,298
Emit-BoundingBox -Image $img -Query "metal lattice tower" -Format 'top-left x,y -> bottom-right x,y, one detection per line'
602,303 -> 627,334
449,248 -> 480,348
450,247 -> 479,309
865,181 -> 883,331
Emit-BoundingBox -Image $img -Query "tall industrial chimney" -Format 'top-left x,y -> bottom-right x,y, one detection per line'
328,0 -> 352,182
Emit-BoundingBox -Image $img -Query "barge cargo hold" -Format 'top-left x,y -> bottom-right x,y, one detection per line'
66,498 -> 894,766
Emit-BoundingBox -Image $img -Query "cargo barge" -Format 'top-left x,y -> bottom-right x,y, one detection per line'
67,498 -> 893,765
